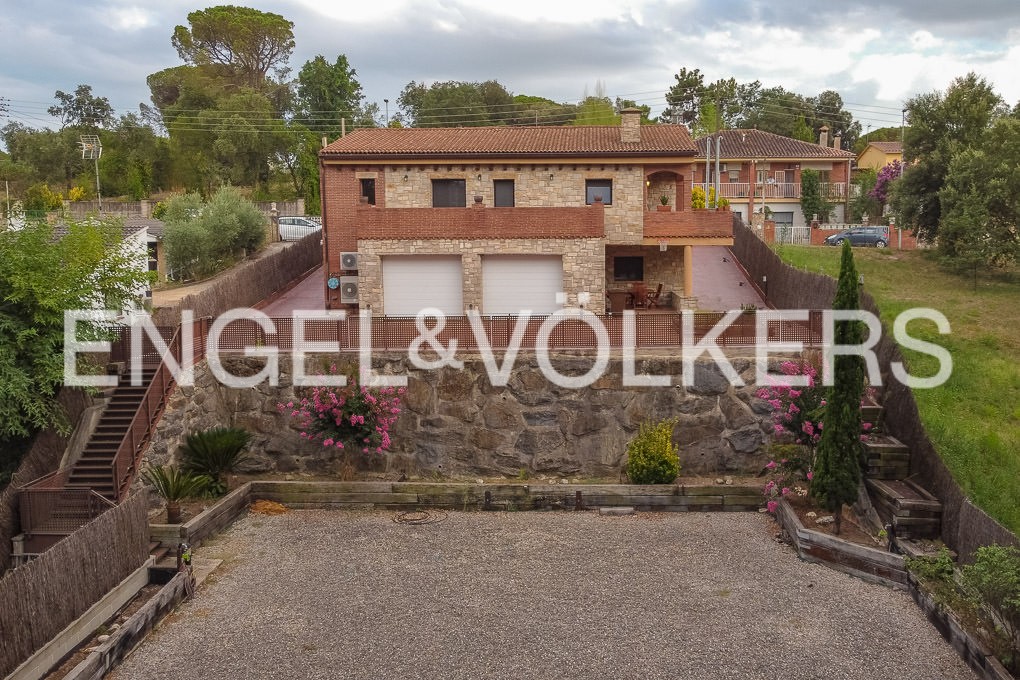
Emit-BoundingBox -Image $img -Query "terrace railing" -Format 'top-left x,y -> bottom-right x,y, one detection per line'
209,311 -> 825,353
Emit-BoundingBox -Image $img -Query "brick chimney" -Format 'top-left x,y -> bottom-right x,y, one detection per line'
620,107 -> 641,143
832,134 -> 841,150
818,125 -> 830,148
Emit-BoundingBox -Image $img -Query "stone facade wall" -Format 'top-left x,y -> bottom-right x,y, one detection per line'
381,165 -> 644,244
145,354 -> 777,481
358,238 -> 604,314
605,246 -> 684,301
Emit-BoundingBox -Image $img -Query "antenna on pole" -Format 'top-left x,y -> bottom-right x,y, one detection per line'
79,134 -> 102,212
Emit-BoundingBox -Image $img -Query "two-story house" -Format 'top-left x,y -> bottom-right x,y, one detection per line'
693,127 -> 856,228
856,140 -> 903,171
319,109 -> 734,315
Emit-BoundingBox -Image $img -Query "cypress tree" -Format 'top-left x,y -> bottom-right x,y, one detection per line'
812,240 -> 865,534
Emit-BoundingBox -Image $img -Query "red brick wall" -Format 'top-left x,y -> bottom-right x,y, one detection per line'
355,203 -> 605,240
643,209 -> 733,239
320,164 -> 362,308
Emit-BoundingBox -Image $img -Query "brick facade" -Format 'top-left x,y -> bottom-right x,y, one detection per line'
355,203 -> 604,240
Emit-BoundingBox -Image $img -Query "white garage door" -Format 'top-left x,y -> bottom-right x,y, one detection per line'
482,255 -> 563,315
382,256 -> 463,316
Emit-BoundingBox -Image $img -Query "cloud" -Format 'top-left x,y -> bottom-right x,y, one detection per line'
910,30 -> 942,51
112,6 -> 153,31
2,0 -> 1020,137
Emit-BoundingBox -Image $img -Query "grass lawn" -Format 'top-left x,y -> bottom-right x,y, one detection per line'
774,244 -> 1020,534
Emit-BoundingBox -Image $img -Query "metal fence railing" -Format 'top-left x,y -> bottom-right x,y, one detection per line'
207,312 -> 825,352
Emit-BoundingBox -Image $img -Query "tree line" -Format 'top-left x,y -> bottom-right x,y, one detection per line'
1,5 -> 867,214
1,5 -> 1016,269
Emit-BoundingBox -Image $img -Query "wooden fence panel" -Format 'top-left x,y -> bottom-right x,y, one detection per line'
0,492 -> 150,678
0,389 -> 93,573
152,229 -> 322,326
731,218 -> 1018,560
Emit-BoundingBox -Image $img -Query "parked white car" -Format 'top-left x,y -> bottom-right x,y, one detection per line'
278,216 -> 322,241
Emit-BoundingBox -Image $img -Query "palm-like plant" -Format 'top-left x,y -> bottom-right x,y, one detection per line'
179,427 -> 253,496
142,465 -> 211,523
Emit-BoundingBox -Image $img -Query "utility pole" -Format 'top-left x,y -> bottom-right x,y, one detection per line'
79,134 -> 102,211
384,99 -> 389,127
901,108 -> 907,144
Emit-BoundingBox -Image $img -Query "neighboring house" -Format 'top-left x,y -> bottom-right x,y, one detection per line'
693,126 -> 856,228
124,216 -> 168,283
318,109 -> 734,315
856,141 -> 903,171
53,218 -> 153,319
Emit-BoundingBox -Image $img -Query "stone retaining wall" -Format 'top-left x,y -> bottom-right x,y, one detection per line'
145,353 -> 779,479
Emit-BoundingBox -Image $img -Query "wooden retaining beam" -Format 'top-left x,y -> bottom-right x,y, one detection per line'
906,573 -> 1015,680
248,480 -> 764,513
149,483 -> 253,550
775,499 -> 908,589
863,435 -> 911,480
4,558 -> 154,680
866,478 -> 942,540
62,571 -> 193,680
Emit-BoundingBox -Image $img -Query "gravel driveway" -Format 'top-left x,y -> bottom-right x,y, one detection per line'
112,510 -> 973,680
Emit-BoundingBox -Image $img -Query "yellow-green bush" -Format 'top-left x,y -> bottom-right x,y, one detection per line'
691,186 -> 706,209
625,418 -> 680,484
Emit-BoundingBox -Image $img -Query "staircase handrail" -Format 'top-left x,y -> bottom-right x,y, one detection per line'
109,325 -> 182,501
19,486 -> 115,537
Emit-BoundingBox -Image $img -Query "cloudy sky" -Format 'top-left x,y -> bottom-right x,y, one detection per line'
2,0 -> 1020,133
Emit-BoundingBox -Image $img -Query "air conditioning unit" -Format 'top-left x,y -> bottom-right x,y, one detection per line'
340,252 -> 359,270
339,276 -> 359,304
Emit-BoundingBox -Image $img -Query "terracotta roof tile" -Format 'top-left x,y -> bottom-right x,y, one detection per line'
694,129 -> 855,159
867,141 -> 903,153
321,125 -> 697,157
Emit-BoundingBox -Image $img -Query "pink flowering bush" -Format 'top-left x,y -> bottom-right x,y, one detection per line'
278,365 -> 404,455
756,359 -> 877,450
755,360 -> 826,448
756,358 -> 878,514
762,456 -> 810,514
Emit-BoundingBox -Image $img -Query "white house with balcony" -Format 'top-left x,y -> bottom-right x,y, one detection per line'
693,127 -> 856,228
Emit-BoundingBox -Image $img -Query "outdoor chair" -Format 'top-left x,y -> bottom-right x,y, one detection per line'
631,282 -> 648,309
645,283 -> 663,309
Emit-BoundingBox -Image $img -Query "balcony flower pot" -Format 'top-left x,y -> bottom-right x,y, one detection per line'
656,205 -> 671,212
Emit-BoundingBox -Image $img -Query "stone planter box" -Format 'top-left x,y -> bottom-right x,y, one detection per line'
866,478 -> 941,540
775,498 -> 907,588
863,434 -> 910,479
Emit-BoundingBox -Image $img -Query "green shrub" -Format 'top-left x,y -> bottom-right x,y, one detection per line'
179,427 -> 252,496
141,465 -> 210,502
906,546 -> 956,583
963,545 -> 1020,670
161,188 -> 266,280
625,418 -> 680,484
23,183 -> 63,212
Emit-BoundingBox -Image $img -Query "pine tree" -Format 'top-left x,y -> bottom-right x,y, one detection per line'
812,240 -> 865,533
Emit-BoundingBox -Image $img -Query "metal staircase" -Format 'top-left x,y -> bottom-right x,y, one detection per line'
66,368 -> 156,500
